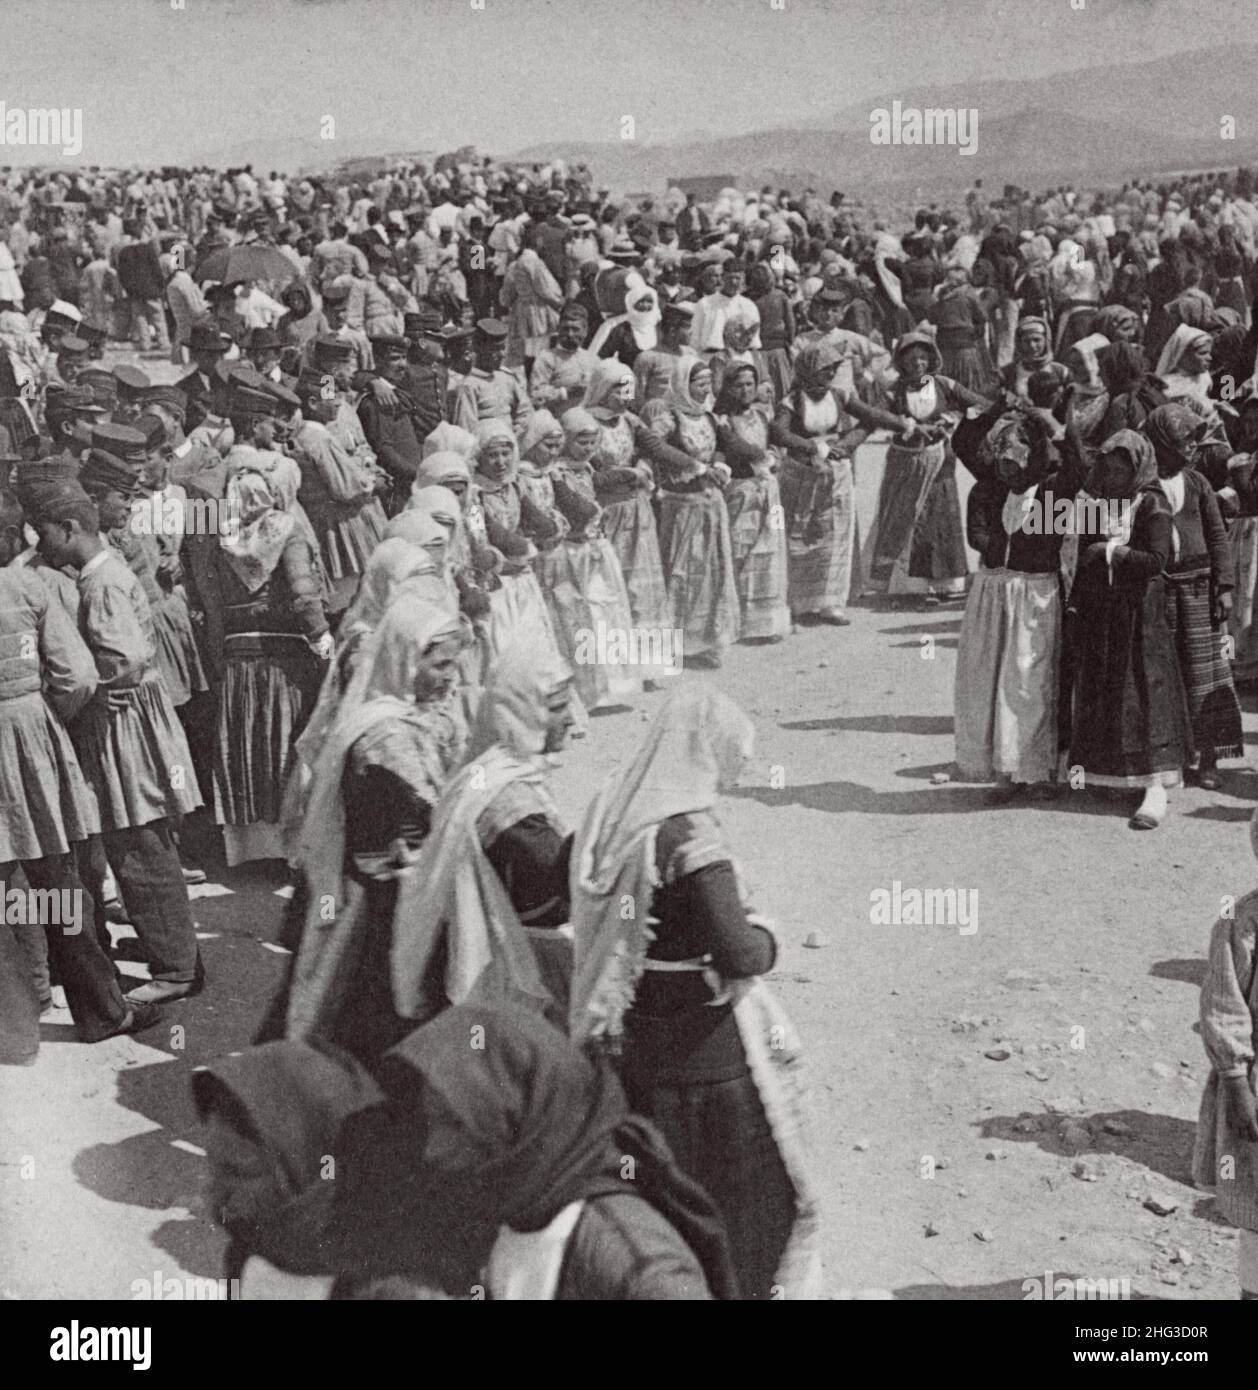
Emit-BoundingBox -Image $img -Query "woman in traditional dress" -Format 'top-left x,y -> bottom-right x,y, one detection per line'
926,265 -> 997,393
774,340 -> 906,623
642,356 -> 740,668
199,1003 -> 736,1299
997,315 -> 1055,398
213,463 -> 332,865
1066,430 -> 1190,829
1100,342 -> 1168,435
469,419 -> 568,668
1192,808 -> 1258,1302
708,311 -> 775,407
1061,332 -> 1112,442
539,407 -> 642,710
392,640 -> 577,1027
568,684 -> 821,1301
580,359 -> 674,672
1145,403 -> 1243,789
281,599 -> 467,1058
1219,394 -> 1258,685
713,359 -> 791,642
596,282 -> 661,371
952,391 -> 1090,798
867,331 -> 991,606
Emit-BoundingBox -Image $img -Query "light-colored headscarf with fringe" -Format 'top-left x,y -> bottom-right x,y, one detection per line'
422,421 -> 477,459
568,683 -> 754,1042
218,468 -> 296,592
286,597 -> 467,1039
391,639 -> 573,1022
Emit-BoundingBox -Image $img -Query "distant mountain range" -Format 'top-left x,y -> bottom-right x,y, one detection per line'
507,44 -> 1258,199
186,44 -> 1258,200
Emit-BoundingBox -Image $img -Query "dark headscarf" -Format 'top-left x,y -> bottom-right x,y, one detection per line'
793,340 -> 844,394
1092,305 -> 1141,344
327,1003 -> 739,1297
1094,428 -> 1159,500
713,358 -> 760,415
1143,401 -> 1206,468
191,1040 -> 383,1275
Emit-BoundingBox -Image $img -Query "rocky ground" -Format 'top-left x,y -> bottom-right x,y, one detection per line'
1,352 -> 1252,1299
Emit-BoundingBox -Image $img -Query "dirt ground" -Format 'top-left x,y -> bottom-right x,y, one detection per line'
1,364 -> 1252,1300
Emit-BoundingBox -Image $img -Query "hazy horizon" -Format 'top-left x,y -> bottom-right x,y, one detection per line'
0,0 -> 1248,168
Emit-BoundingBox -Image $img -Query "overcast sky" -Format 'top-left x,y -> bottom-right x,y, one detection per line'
0,0 -> 1247,165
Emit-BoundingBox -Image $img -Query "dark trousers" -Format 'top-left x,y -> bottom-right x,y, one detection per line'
100,820 -> 198,982
0,849 -> 127,1057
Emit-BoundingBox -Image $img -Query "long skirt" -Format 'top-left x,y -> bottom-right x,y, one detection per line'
867,440 -> 968,596
152,589 -> 210,709
621,979 -> 821,1301
656,488 -> 740,660
316,500 -> 388,584
0,691 -> 99,860
73,672 -> 203,831
600,494 -> 671,631
1192,1063 -> 1258,1234
938,341 -> 996,394
1228,516 -> 1258,683
537,538 -> 642,709
725,473 -> 791,639
954,569 -> 1060,783
485,570 -> 589,728
778,454 -> 855,616
1164,569 -> 1244,759
214,633 -> 324,865
1067,572 -> 1190,788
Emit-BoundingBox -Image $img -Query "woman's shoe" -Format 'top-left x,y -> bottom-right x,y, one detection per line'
815,609 -> 851,626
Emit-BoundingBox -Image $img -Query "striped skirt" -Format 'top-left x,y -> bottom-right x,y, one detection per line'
778,454 -> 854,616
867,440 -> 968,595
725,473 -> 791,639
656,488 -> 740,660
1164,569 -> 1243,759
954,568 -> 1060,784
537,539 -> 642,709
214,632 -> 324,833
600,493 -> 670,631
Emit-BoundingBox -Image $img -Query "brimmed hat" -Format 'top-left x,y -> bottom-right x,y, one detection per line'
132,414 -> 168,451
404,306 -> 445,338
45,383 -> 105,417
372,334 -> 409,356
80,448 -> 144,498
474,318 -> 507,340
44,301 -> 83,332
247,326 -> 283,353
229,383 -> 282,419
187,322 -> 232,354
56,335 -> 90,359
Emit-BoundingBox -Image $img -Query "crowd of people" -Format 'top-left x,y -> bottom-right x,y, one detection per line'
0,152 -> 1255,1299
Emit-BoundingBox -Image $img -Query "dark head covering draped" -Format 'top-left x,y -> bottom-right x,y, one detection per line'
327,1002 -> 739,1297
1095,428 -> 1159,500
1143,401 -> 1206,466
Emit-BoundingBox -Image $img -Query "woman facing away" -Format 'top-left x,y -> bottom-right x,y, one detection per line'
195,1003 -> 737,1299
866,331 -> 992,607
545,406 -> 641,711
641,355 -> 740,669
391,640 -> 578,1028
212,458 -> 332,866
568,683 -> 821,1301
1192,807 -> 1258,1301
1144,403 -> 1243,790
1065,430 -> 1191,830
274,598 -> 468,1060
713,358 -> 791,642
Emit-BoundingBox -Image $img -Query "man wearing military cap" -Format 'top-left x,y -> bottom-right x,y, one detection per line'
452,316 -> 533,434
355,333 -> 426,515
44,385 -> 106,458
246,326 -> 289,385
77,367 -> 119,414
52,334 -> 90,387
315,280 -> 373,375
397,305 -> 450,437
111,364 -> 152,424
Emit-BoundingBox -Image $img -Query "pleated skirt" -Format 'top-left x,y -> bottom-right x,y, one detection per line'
953,568 -> 1060,784
656,488 -> 740,659
600,494 -> 671,631
537,539 -> 642,709
73,673 -> 203,832
0,691 -> 99,860
316,499 -> 388,583
152,589 -> 210,709
725,474 -> 791,639
214,633 -> 324,833
778,455 -> 855,616
867,441 -> 968,595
